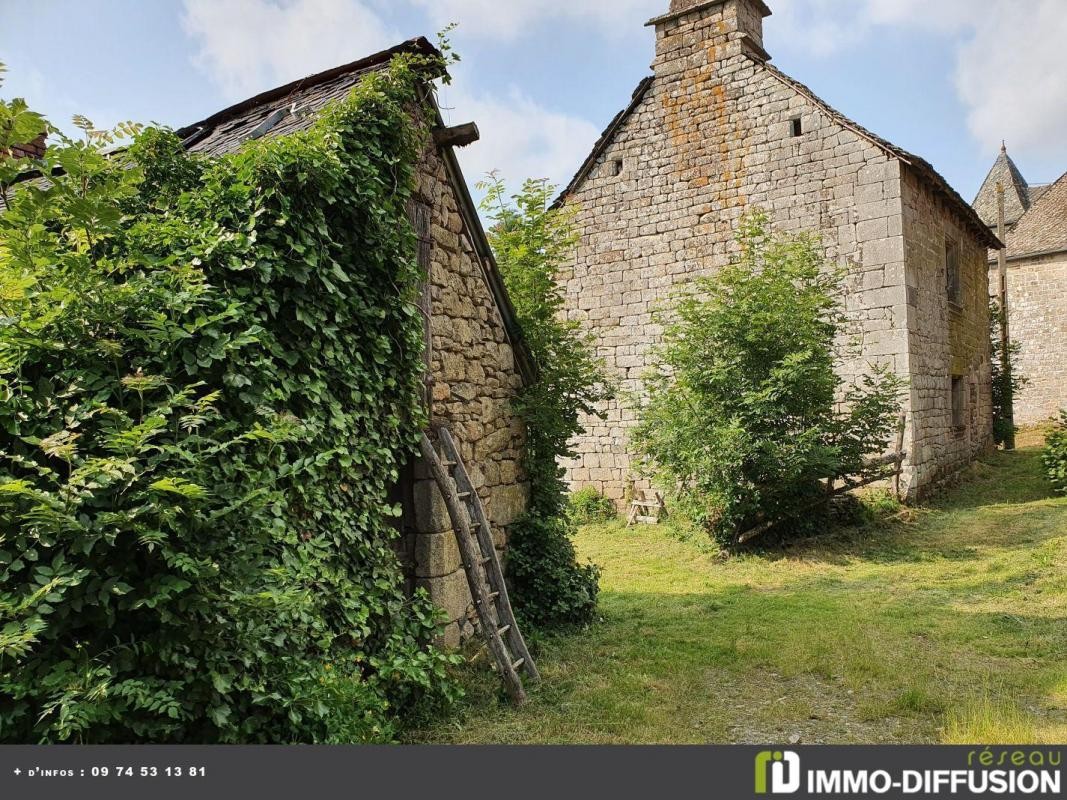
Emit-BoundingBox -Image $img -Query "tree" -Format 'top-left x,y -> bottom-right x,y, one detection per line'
990,299 -> 1027,447
479,176 -> 610,627
631,212 -> 905,547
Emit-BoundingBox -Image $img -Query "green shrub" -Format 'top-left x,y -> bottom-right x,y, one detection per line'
990,299 -> 1028,446
0,56 -> 459,743
1044,412 -> 1067,495
631,212 -> 905,547
568,487 -> 617,524
505,515 -> 600,628
479,176 -> 609,628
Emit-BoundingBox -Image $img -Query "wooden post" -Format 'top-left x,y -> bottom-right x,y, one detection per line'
433,122 -> 480,149
996,181 -> 1016,451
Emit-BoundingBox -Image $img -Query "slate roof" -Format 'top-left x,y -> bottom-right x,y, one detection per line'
973,144 -> 1034,230
558,54 -> 1000,249
174,38 -> 439,155
1002,170 -> 1067,260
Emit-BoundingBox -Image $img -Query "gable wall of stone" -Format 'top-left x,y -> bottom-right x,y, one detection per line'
988,253 -> 1067,425
401,148 -> 528,646
561,36 -> 919,500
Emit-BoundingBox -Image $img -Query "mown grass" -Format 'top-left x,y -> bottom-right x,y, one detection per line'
412,439 -> 1067,744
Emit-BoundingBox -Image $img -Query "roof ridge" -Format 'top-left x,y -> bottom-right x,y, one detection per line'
174,37 -> 439,140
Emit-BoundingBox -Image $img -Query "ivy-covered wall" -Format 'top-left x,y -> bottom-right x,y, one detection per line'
0,52 -> 484,743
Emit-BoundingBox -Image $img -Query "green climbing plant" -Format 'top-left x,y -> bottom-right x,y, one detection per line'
479,176 -> 609,628
0,53 -> 460,744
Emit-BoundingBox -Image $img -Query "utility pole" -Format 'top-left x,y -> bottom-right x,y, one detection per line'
996,181 -> 1016,450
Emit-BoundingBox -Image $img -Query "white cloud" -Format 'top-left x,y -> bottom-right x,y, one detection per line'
768,0 -> 871,57
404,0 -> 661,40
179,0 -> 600,189
438,78 -> 601,192
954,0 -> 1067,159
863,0 -> 973,34
770,0 -> 1067,162
181,0 -> 399,100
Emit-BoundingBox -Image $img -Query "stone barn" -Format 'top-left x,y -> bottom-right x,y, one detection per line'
974,147 -> 1067,426
174,39 -> 532,645
558,0 -> 1000,502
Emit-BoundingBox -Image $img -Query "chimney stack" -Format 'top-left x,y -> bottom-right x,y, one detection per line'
647,0 -> 772,76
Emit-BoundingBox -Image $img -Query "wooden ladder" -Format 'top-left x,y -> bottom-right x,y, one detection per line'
418,427 -> 540,705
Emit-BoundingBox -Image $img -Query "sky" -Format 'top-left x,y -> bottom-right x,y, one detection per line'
2,0 -> 1066,205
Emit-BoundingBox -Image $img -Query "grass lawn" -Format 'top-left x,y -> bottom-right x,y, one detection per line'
413,436 -> 1067,744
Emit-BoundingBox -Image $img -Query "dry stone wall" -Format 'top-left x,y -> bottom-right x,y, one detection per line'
561,0 -> 992,503
989,254 -> 1067,425
397,146 -> 528,646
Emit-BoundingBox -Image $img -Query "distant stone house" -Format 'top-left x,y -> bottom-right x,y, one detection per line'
558,0 -> 1000,503
973,147 -> 1067,425
173,39 -> 531,645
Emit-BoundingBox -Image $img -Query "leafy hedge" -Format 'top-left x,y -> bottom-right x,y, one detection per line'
0,56 -> 459,743
567,487 -> 616,524
990,299 -> 1027,447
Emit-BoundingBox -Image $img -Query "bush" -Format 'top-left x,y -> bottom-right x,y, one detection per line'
0,56 -> 459,743
505,515 -> 600,628
479,176 -> 610,628
568,487 -> 617,524
631,212 -> 905,547
1044,412 -> 1067,495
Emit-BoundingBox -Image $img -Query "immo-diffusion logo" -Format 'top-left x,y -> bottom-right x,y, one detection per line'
753,748 -> 1062,796
755,750 -> 801,795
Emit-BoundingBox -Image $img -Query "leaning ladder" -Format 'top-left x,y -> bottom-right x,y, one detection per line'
418,427 -> 540,705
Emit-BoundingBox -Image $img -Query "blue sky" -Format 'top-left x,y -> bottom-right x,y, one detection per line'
3,0 -> 1066,203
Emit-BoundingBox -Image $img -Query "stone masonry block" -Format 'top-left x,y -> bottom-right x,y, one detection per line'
414,530 -> 463,579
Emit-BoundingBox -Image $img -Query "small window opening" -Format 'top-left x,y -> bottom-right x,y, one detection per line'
951,376 -> 966,429
945,238 -> 961,306
790,117 -> 803,138
611,159 -> 624,177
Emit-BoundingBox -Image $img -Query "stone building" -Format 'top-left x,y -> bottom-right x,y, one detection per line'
175,39 -> 531,644
974,147 -> 1067,425
558,0 -> 999,502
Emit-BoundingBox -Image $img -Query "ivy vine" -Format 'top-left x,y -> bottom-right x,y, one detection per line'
0,54 -> 460,743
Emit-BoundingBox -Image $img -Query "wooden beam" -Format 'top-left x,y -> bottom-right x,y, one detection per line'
433,122 -> 480,149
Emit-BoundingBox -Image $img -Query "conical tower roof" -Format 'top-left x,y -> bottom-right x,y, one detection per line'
973,143 -> 1032,229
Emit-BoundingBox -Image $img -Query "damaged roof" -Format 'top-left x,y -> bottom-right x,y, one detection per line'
174,38 -> 440,155
7,37 -> 535,384
171,37 -> 536,384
